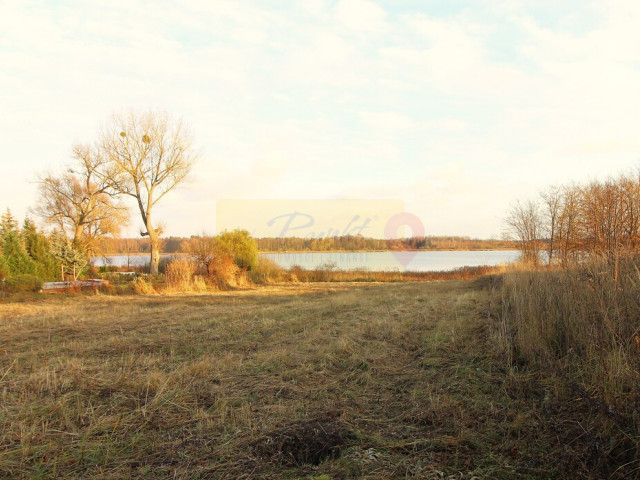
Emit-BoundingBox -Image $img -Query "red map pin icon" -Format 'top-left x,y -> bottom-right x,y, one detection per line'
384,212 -> 425,268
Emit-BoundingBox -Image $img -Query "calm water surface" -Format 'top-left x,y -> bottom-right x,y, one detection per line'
264,250 -> 518,271
95,250 -> 519,272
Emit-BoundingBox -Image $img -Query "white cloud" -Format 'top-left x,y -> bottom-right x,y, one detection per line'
358,111 -> 415,133
334,0 -> 387,33
1,1 -> 639,238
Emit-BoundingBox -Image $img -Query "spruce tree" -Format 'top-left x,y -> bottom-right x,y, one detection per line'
22,218 -> 60,281
50,231 -> 87,281
1,229 -> 36,276
1,209 -> 18,237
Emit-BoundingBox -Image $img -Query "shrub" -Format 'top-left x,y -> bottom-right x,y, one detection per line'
215,230 -> 258,270
4,274 -> 42,293
249,257 -> 286,284
98,265 -> 120,273
107,282 -> 135,295
314,261 -> 337,282
133,276 -> 155,294
289,265 -> 308,282
207,254 -> 239,289
165,257 -> 197,290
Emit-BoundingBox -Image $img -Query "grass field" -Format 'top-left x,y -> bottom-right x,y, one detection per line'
0,281 -> 627,478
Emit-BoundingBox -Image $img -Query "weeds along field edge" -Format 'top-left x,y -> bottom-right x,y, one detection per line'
489,259 -> 640,478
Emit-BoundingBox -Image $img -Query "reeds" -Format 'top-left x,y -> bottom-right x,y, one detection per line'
495,259 -> 640,408
249,261 -> 505,284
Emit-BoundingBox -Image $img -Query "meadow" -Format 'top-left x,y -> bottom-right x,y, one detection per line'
2,278 -> 634,479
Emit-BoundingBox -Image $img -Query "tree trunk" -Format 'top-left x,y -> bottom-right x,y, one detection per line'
73,224 -> 84,250
547,224 -> 554,266
139,196 -> 160,275
148,225 -> 160,275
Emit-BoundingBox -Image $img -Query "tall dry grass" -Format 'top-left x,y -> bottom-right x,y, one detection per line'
205,254 -> 242,289
491,258 -> 640,470
132,276 -> 155,294
163,257 -> 208,292
248,257 -> 291,283
246,259 -> 504,285
290,264 -> 504,283
164,257 -> 196,287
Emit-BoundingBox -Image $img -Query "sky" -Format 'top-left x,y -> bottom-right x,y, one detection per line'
1,0 -> 639,239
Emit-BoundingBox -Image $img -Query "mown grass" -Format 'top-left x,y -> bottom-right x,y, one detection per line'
0,280 -> 620,478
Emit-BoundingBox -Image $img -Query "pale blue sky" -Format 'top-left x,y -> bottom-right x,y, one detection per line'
1,0 -> 639,238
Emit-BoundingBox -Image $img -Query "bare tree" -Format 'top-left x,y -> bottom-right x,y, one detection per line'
505,200 -> 542,266
35,144 -> 128,257
99,111 -> 198,275
579,179 -> 625,261
617,172 -> 640,256
507,172 -> 640,270
540,186 -> 563,266
555,185 -> 581,267
186,234 -> 216,265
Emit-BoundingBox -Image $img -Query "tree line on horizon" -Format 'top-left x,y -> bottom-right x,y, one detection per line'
94,234 -> 518,255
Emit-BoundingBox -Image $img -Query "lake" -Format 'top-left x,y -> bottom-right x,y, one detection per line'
94,250 -> 520,272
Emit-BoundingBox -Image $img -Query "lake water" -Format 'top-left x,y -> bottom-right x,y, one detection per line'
94,250 -> 520,272
264,250 -> 518,271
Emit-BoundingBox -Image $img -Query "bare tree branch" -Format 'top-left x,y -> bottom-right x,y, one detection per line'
34,144 -> 129,258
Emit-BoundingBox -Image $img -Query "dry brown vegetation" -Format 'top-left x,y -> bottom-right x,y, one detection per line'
497,171 -> 640,478
1,280 -> 632,479
286,265 -> 504,283
97,261 -> 505,294
248,260 -> 504,285
490,259 -> 640,479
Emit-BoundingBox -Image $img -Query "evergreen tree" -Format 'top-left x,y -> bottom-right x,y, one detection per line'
1,208 -> 18,237
22,218 -> 60,281
1,229 -> 36,276
0,252 -> 8,280
49,231 -> 87,280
